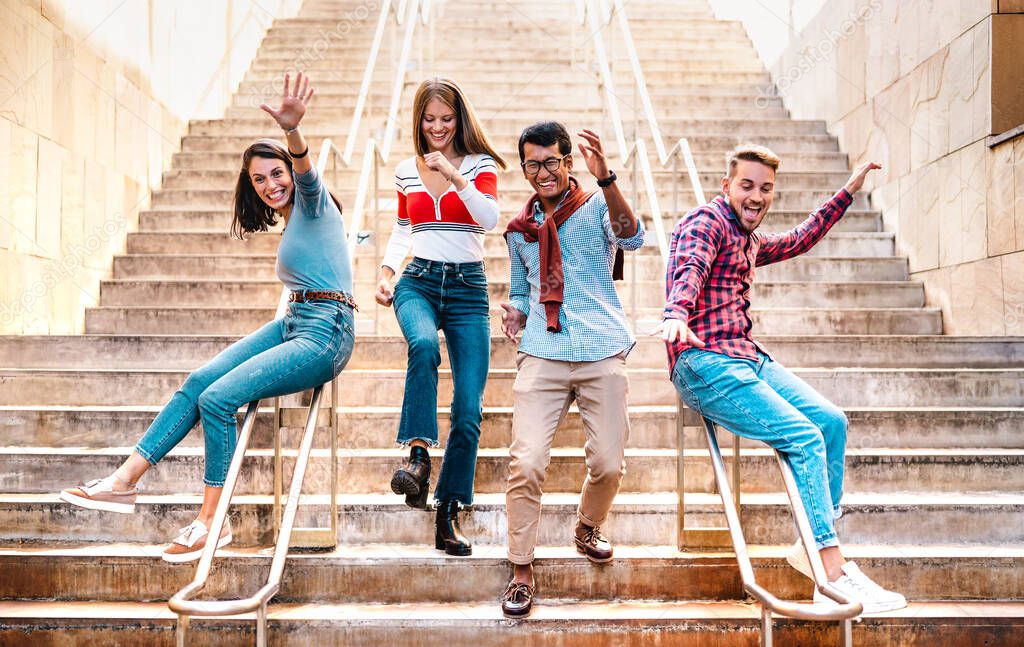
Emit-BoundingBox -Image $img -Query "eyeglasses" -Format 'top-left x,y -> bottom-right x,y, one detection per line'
521,154 -> 569,176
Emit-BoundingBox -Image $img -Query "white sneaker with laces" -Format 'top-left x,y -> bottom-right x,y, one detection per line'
162,519 -> 233,563
815,561 -> 907,614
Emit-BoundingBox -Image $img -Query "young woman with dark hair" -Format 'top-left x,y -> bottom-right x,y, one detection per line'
60,73 -> 357,563
375,77 -> 506,556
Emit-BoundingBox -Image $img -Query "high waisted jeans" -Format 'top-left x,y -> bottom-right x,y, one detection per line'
671,349 -> 847,549
135,298 -> 356,486
392,257 -> 490,506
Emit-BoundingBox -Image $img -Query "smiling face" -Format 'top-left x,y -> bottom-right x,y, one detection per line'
421,96 -> 457,154
248,156 -> 293,211
522,141 -> 571,204
722,159 -> 775,232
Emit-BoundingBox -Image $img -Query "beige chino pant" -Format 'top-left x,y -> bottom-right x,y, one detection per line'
506,352 -> 630,565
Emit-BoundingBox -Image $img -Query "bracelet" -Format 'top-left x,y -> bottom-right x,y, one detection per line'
597,170 -> 617,188
284,126 -> 299,135
288,145 -> 309,158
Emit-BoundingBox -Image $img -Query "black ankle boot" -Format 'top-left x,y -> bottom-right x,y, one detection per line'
435,499 -> 472,556
391,445 -> 431,509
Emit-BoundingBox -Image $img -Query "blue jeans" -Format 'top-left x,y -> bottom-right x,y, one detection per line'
671,349 -> 847,549
135,299 -> 356,486
393,257 -> 490,506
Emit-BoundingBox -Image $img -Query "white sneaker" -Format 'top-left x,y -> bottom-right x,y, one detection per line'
815,561 -> 907,614
785,541 -> 814,580
162,519 -> 233,563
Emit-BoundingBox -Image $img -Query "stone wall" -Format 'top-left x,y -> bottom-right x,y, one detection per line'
709,0 -> 1024,335
0,0 -> 300,334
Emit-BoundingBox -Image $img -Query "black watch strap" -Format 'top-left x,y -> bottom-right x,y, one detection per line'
597,170 -> 617,187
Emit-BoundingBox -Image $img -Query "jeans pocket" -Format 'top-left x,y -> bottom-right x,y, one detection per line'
458,271 -> 488,290
403,263 -> 427,279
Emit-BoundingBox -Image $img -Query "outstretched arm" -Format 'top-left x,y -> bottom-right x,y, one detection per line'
756,161 -> 881,266
260,72 -> 315,175
578,129 -> 638,239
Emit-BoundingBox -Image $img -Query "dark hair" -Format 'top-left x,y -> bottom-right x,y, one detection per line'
231,138 -> 343,239
517,121 -> 572,164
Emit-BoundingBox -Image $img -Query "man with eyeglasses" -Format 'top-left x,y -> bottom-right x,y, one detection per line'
498,121 -> 644,618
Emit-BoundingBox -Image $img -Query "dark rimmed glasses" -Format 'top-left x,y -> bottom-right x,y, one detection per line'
521,154 -> 570,176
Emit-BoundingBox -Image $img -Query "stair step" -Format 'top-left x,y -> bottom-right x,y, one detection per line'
9,447 -> 1023,495
5,492 -> 1024,546
3,600 -> 1020,647
4,405 -> 1022,451
109,253 -> 909,282
1,543 -> 1020,602
3,366 -> 1021,408
93,279 -> 924,309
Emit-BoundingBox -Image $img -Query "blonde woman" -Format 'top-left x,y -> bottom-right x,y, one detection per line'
375,77 -> 506,555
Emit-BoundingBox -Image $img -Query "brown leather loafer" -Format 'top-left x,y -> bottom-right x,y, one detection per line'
574,523 -> 613,563
501,580 -> 535,619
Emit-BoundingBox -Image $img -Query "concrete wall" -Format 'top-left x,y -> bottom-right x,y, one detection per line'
709,0 -> 1024,335
0,0 -> 301,334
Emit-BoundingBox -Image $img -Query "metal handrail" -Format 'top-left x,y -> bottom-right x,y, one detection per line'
168,3 -> 433,642
697,416 -> 861,646
579,1 -> 862,642
169,387 -> 326,646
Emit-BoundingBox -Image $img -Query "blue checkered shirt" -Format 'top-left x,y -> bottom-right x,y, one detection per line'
506,190 -> 645,362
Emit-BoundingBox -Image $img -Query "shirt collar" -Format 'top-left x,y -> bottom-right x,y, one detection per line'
531,186 -> 573,222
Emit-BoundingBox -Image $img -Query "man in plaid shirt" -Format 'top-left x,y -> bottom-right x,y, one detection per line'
657,144 -> 906,614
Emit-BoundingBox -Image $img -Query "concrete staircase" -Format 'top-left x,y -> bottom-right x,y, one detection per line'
2,0 -> 1023,644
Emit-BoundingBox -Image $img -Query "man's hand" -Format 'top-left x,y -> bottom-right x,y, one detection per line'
650,318 -> 705,348
843,161 -> 882,195
577,129 -> 611,182
500,302 -> 526,342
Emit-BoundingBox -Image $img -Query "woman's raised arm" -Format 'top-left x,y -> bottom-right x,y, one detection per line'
260,72 -> 314,175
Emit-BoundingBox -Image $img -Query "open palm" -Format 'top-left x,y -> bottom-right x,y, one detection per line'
260,72 -> 313,131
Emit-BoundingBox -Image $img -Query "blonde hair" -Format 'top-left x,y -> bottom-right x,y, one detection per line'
412,77 -> 507,169
726,144 -> 781,178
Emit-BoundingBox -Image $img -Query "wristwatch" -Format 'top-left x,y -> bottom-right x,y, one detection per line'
597,170 -> 617,187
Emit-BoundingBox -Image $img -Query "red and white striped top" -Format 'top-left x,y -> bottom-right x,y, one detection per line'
381,153 -> 500,271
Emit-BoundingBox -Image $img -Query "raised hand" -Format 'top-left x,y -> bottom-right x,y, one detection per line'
843,161 -> 882,195
650,318 -> 705,348
576,129 -> 611,181
500,302 -> 526,343
260,72 -> 314,131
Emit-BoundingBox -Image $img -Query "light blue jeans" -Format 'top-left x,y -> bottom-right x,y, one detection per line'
671,349 -> 847,549
135,298 -> 356,486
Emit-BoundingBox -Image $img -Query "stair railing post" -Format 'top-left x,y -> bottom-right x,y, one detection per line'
256,602 -> 268,647
176,614 -> 189,647
761,605 -> 773,647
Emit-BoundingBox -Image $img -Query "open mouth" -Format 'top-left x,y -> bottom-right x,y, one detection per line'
742,205 -> 763,219
430,132 -> 449,144
537,178 -> 557,191
267,188 -> 286,203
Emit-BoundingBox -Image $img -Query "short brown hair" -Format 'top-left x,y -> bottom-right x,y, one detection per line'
411,77 -> 507,169
726,144 -> 781,178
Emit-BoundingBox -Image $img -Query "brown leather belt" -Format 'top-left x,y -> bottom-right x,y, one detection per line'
288,290 -> 359,311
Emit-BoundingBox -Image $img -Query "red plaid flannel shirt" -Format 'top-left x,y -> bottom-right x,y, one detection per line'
663,189 -> 853,372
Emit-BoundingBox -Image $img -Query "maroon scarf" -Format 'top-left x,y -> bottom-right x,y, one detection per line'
506,177 -> 620,332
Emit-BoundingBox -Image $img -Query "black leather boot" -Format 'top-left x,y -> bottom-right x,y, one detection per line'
434,499 -> 472,556
391,445 -> 431,509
